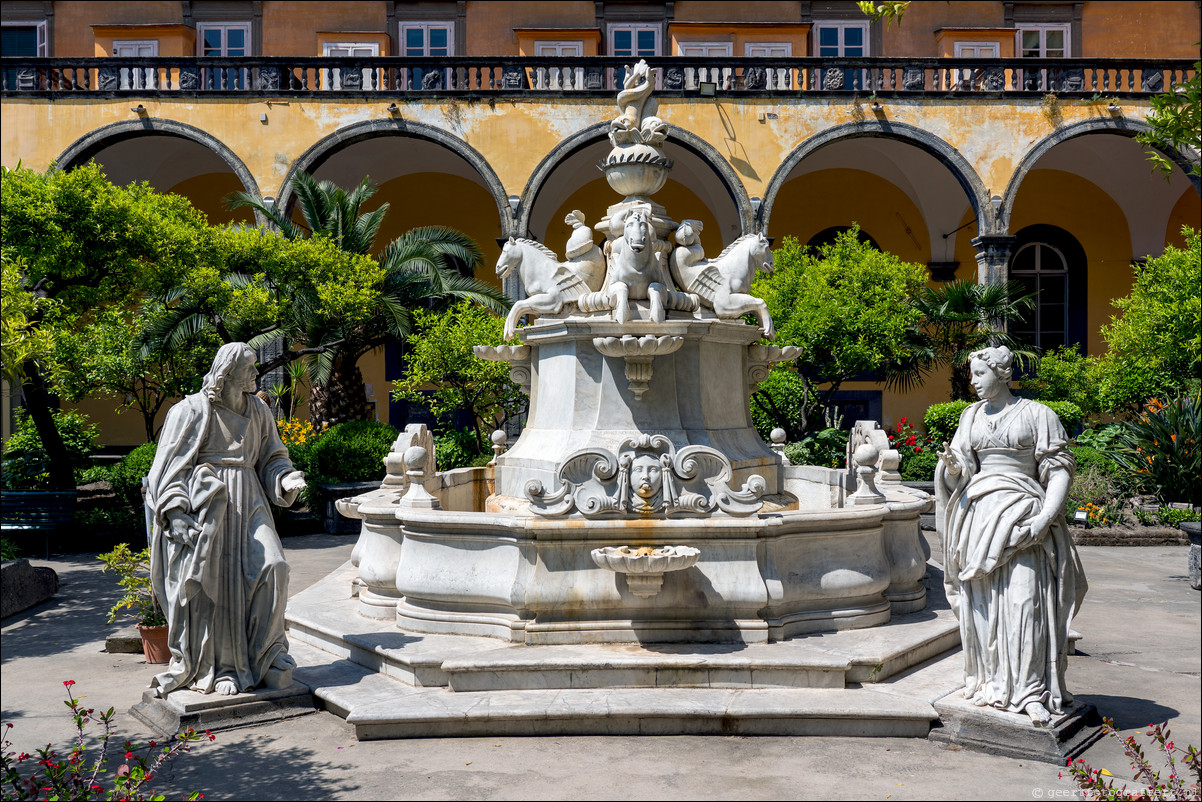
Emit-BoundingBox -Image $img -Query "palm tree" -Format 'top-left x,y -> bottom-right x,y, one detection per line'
144,172 -> 508,427
911,279 -> 1040,400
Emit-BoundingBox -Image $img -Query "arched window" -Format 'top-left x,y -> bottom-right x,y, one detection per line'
1009,225 -> 1088,353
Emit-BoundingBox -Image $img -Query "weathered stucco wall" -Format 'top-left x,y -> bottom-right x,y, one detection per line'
0,94 -> 1158,205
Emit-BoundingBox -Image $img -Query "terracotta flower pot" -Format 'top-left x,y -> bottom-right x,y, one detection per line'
136,623 -> 170,664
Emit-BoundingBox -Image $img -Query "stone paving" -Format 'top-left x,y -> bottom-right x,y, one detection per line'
2,534 -> 1198,800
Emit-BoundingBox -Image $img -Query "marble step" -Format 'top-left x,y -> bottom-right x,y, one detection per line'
291,639 -> 945,740
439,642 -> 853,691
285,561 -> 961,693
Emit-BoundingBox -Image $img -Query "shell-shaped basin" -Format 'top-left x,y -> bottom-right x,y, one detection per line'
591,545 -> 700,574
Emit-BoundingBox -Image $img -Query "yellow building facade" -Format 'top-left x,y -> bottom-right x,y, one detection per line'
2,1 -> 1199,444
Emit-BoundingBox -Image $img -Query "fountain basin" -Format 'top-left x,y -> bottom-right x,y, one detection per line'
348,487 -> 928,645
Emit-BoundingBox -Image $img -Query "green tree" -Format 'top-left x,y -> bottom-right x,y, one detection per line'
391,302 -> 528,457
1135,55 -> 1201,180
1018,344 -> 1105,415
46,305 -> 218,441
1093,227 -> 1201,412
222,172 -> 509,426
910,279 -> 1039,401
1,163 -> 212,488
750,228 -> 930,438
1,252 -> 55,386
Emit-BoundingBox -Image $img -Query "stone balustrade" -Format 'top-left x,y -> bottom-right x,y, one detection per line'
2,56 -> 1194,97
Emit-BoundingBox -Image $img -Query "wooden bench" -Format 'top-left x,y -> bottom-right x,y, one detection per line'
1,491 -> 77,560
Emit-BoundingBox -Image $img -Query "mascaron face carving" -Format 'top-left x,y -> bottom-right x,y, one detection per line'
525,434 -> 766,518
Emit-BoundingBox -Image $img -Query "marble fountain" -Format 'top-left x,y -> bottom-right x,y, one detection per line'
285,61 -> 964,740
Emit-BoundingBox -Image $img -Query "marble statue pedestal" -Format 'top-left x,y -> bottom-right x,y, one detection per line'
928,689 -> 1105,764
129,681 -> 316,737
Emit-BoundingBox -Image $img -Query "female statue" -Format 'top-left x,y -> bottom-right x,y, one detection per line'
936,345 -> 1088,725
145,342 -> 307,697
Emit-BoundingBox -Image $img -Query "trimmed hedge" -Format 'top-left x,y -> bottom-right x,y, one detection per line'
307,421 -> 398,484
925,398 -> 1084,444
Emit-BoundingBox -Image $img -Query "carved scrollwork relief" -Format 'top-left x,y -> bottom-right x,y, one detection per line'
526,434 -> 766,518
745,344 -> 801,397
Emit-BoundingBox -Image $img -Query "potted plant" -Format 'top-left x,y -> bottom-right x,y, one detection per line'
97,543 -> 169,664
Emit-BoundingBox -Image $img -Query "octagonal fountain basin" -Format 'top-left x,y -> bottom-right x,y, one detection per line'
348,489 -> 929,646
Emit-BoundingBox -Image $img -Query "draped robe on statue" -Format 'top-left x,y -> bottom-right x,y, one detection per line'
936,399 -> 1087,715
144,391 -> 299,696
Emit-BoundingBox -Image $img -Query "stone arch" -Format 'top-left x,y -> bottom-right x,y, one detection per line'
275,119 -> 513,235
55,117 -> 261,206
1001,117 -> 1202,230
762,120 -> 992,237
516,122 -> 755,237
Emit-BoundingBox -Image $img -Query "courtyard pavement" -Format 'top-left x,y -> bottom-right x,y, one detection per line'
2,533 -> 1198,801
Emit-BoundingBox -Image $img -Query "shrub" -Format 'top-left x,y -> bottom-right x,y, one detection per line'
1045,400 -> 1085,437
1076,423 -> 1124,451
306,421 -> 397,486
1065,718 -> 1200,801
1066,464 -> 1127,524
1142,506 -> 1201,528
900,449 -> 939,482
436,428 -> 493,471
1019,344 -> 1102,415
1091,227 -> 1201,413
1,408 -> 98,490
782,428 -> 848,469
924,399 -> 1084,445
97,543 -> 164,626
751,367 -> 816,442
1110,395 -> 1201,506
924,401 -> 971,446
1069,444 -> 1142,500
110,442 -> 157,514
0,680 -> 210,801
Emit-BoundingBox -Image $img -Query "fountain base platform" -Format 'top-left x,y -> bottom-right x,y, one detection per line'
286,560 -> 963,740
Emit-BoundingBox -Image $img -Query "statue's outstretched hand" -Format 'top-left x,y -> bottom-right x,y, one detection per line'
282,471 -> 307,494
936,441 -> 961,475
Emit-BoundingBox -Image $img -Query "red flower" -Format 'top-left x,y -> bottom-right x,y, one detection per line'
62,680 -> 75,687
125,751 -> 134,759
915,447 -> 923,453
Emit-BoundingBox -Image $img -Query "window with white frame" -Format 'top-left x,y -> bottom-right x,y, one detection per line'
609,24 -> 659,58
951,41 -> 1000,91
113,39 -> 158,90
746,42 -> 792,89
321,41 -> 380,90
1016,23 -> 1070,91
1,21 -> 47,56
954,42 -> 999,58
678,42 -> 732,90
1,20 -> 47,90
814,21 -> 869,90
815,22 -> 869,57
609,24 -> 659,88
197,22 -> 251,89
1017,24 -> 1069,58
399,21 -> 453,89
533,40 -> 583,90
